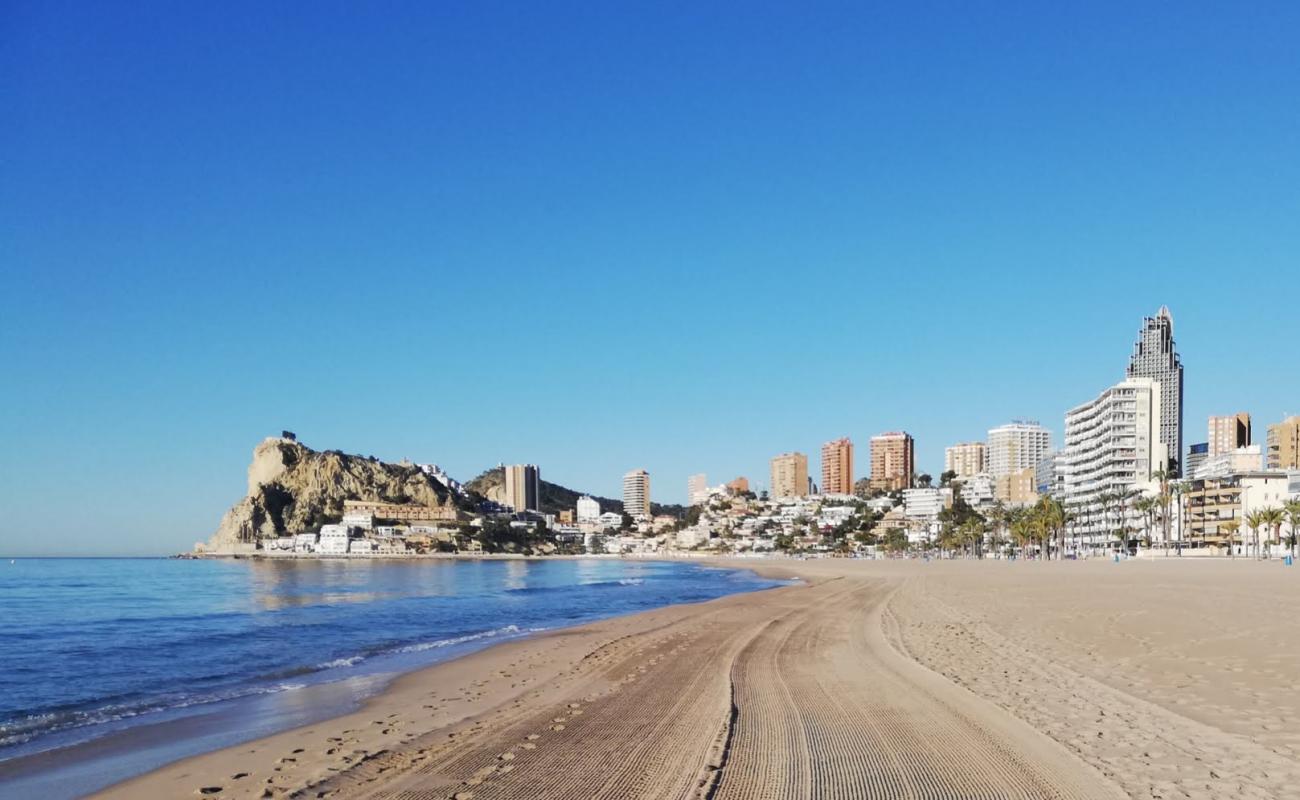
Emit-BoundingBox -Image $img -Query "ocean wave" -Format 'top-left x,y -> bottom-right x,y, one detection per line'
390,624 -> 522,654
0,682 -> 306,749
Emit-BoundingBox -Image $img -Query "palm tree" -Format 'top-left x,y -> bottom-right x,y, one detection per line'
1152,468 -> 1173,554
1285,499 -> 1300,558
1220,519 -> 1240,558
1133,496 -> 1157,552
1034,497 -> 1066,561
1244,510 -> 1266,560
1258,507 -> 1285,560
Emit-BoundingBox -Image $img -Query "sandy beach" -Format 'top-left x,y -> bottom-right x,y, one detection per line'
94,558 -> 1300,800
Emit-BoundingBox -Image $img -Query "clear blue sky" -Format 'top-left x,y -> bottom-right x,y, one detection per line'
3,2 -> 1298,555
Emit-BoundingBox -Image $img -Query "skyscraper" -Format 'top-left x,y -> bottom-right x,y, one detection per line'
1126,306 -> 1184,474
820,438 -> 854,495
1208,413 -> 1251,456
770,452 -> 809,499
687,473 -> 709,506
869,432 -> 914,492
986,421 -> 1051,477
503,464 -> 540,512
622,469 -> 651,518
944,442 -> 986,478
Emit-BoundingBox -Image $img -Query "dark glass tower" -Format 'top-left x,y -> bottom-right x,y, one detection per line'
1126,306 -> 1184,475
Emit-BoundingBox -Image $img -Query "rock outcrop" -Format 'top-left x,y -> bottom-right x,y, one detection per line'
203,437 -> 455,552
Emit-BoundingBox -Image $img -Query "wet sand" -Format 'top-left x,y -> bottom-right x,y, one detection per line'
95,558 -> 1299,799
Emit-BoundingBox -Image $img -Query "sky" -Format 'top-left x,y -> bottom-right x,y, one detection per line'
3,2 -> 1299,555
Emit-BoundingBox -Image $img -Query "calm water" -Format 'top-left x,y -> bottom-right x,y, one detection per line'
0,557 -> 780,797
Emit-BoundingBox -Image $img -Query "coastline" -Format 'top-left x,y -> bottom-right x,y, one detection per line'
17,556 -> 1299,799
0,557 -> 787,799
90,557 -> 804,799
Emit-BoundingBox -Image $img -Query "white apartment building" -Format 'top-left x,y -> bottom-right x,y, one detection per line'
1061,377 -> 1167,546
293,533 -> 319,553
576,495 -> 601,523
342,511 -> 374,530
687,473 -> 709,506
902,487 -> 947,519
317,524 -> 351,555
987,421 -> 1052,477
955,473 -> 995,508
1193,445 -> 1263,480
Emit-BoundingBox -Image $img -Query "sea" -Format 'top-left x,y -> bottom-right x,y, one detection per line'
0,556 -> 782,798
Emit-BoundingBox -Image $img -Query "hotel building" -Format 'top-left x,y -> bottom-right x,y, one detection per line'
622,469 -> 651,518
1125,306 -> 1184,474
503,464 -> 540,512
770,452 -> 809,499
820,438 -> 854,495
986,421 -> 1051,478
869,432 -> 914,492
1061,377 -> 1167,545
943,442 -> 985,478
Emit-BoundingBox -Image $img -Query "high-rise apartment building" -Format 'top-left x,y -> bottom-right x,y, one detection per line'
687,473 -> 709,506
820,438 -> 854,495
1266,415 -> 1300,470
869,432 -> 914,491
622,469 -> 651,518
1208,413 -> 1251,456
770,452 -> 809,499
503,464 -> 540,512
986,421 -> 1051,478
1061,377 -> 1167,544
1126,306 -> 1184,474
944,442 -> 986,478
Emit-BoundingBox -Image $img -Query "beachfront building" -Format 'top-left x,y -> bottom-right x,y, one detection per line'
1125,306 -> 1184,475
1266,416 -> 1300,470
820,438 -> 854,495
317,524 -> 351,555
770,452 -> 809,499
1183,472 -> 1290,554
944,442 -> 986,478
687,473 -> 709,506
986,421 -> 1051,478
869,431 -> 914,491
503,464 -> 540,512
576,495 -> 601,524
623,469 -> 651,519
1208,413 -> 1251,456
1061,376 -> 1167,550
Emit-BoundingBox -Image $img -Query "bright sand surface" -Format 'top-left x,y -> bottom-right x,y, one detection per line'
94,558 -> 1299,799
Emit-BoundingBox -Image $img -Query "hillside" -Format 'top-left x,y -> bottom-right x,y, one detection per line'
465,467 -> 685,518
202,437 -> 458,552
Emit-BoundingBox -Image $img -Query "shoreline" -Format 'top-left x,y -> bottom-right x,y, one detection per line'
16,557 -> 1298,800
92,557 -> 806,798
0,557 -> 789,799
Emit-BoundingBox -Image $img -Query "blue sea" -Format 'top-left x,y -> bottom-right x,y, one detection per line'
0,557 -> 781,798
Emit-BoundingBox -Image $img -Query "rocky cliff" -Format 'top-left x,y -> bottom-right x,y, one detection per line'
203,437 -> 455,552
